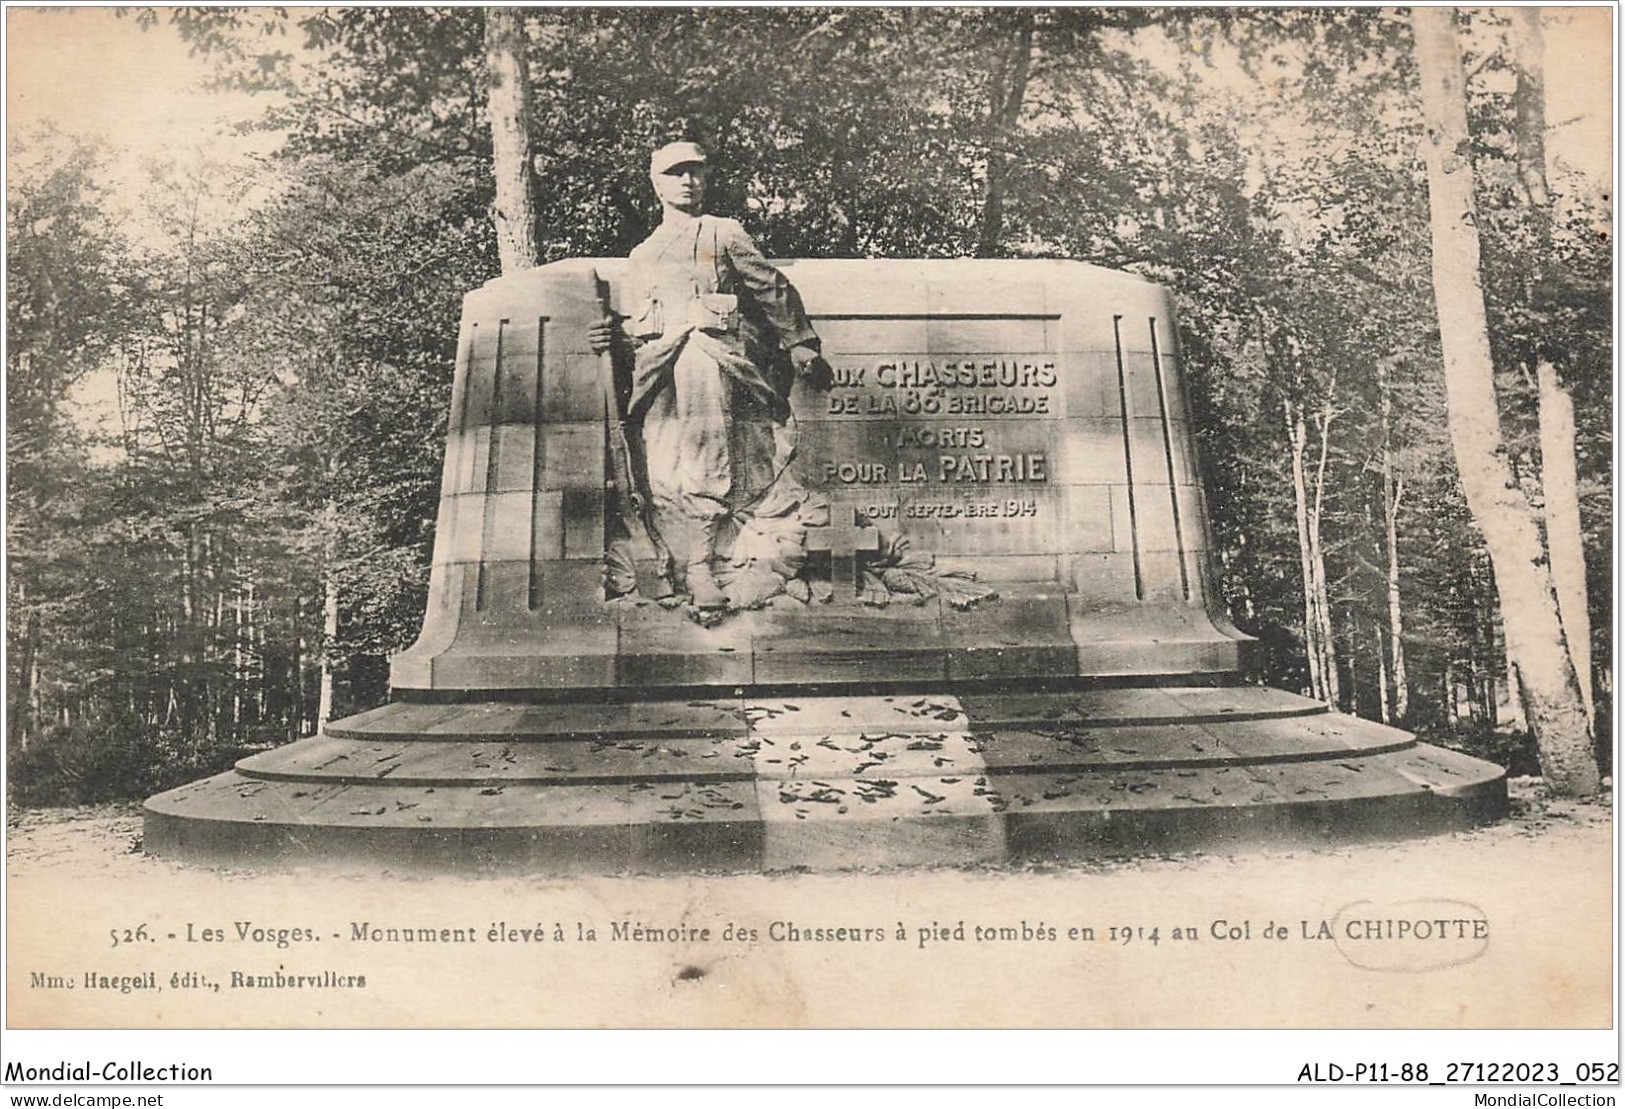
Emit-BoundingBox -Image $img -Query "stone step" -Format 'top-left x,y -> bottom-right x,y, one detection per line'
322,685 -> 1325,742
997,742 -> 1507,858
144,691 -> 1506,873
239,694 -> 1402,787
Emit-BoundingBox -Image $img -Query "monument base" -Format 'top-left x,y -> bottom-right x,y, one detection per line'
143,684 -> 1506,873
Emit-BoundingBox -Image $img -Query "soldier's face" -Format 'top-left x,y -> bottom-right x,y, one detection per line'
653,162 -> 708,214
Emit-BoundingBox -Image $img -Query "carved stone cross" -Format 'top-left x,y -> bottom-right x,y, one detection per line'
803,507 -> 882,594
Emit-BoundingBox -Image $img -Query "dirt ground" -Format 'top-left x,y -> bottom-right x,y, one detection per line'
4,776 -> 1614,1034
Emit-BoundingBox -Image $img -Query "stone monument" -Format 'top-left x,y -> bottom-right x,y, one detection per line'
144,258 -> 1507,871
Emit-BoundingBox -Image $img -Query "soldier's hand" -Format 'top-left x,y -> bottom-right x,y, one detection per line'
791,343 -> 833,391
587,318 -> 616,355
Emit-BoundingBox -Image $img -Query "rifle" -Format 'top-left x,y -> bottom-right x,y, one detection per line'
590,270 -> 668,582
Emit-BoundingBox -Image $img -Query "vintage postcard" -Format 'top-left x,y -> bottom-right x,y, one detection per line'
3,4 -> 1615,1092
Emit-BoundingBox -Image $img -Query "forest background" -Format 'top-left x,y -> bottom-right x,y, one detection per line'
6,7 -> 1613,806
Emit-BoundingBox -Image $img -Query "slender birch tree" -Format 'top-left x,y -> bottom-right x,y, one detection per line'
1410,6 -> 1597,794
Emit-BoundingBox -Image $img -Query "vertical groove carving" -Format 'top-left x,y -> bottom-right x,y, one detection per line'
1149,317 -> 1190,600
475,318 -> 509,611
529,317 -> 547,610
484,319 -> 509,493
453,323 -> 476,434
1112,315 -> 1144,600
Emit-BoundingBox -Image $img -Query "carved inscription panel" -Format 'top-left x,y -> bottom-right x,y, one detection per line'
791,315 -> 1071,576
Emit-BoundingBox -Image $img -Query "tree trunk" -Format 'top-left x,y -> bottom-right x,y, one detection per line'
1376,360 -> 1409,723
1410,7 -> 1596,794
1473,608 -> 1497,728
12,579 -> 38,748
1307,395 -> 1340,708
250,578 -> 264,726
484,7 -> 539,273
317,499 -> 339,729
1286,399 -> 1326,701
233,567 -> 245,733
1376,620 -> 1391,724
1502,636 -> 1529,732
293,596 -> 308,739
1509,9 -> 1552,213
27,640 -> 42,743
1535,360 -> 1593,728
976,9 -> 1034,258
1345,607 -> 1360,718
1508,8 -> 1596,734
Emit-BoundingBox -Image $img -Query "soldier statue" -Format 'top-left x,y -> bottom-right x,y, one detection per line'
588,141 -> 829,609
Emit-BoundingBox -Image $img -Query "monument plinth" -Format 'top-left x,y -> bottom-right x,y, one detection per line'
144,260 -> 1506,871
388,259 -> 1242,692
